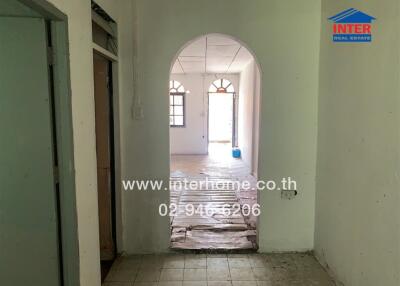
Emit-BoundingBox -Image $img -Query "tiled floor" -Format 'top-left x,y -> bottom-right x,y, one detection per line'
103,253 -> 335,286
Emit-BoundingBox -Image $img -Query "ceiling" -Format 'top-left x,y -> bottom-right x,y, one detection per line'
171,35 -> 254,74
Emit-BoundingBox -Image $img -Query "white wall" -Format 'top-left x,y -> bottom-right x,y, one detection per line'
169,75 -> 207,154
170,74 -> 239,155
252,65 -> 261,176
315,1 -> 400,286
238,60 -> 258,173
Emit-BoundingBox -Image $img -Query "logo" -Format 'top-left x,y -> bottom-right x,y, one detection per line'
328,8 -> 376,42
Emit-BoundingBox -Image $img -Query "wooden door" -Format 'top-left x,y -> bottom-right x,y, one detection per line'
0,17 -> 61,285
93,53 -> 115,260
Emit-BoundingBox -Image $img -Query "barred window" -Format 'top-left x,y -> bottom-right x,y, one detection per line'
169,80 -> 185,127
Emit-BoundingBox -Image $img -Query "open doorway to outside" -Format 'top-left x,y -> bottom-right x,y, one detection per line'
208,78 -> 236,164
169,34 -> 261,250
208,79 -> 235,146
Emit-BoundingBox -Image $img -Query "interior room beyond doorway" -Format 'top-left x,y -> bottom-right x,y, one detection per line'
169,34 -> 261,250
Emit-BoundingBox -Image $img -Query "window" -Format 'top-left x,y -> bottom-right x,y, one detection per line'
209,78 -> 235,93
170,80 -> 185,127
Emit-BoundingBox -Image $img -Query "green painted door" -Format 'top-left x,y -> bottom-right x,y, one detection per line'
0,17 -> 61,285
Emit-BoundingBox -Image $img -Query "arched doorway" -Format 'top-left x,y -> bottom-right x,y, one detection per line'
169,34 -> 261,250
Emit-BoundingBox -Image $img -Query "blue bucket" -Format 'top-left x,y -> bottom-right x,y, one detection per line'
232,148 -> 241,158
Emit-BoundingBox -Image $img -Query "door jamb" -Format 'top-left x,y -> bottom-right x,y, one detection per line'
51,20 -> 80,286
17,1 -> 80,285
93,44 -> 122,256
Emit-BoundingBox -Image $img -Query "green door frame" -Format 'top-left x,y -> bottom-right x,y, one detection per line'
18,1 -> 80,285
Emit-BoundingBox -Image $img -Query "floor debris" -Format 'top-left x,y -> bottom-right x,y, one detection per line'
170,144 -> 258,250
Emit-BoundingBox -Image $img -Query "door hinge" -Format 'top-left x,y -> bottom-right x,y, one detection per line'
54,166 -> 60,184
47,46 -> 55,66
107,76 -> 111,89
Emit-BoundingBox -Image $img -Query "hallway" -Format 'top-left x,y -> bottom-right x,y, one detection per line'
2,1 -> 400,286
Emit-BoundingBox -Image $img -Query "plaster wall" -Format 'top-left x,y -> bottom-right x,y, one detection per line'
238,60 -> 258,172
315,1 -> 400,285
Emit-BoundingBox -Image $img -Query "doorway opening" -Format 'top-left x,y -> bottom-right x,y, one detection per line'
91,2 -> 120,281
169,34 -> 261,250
208,78 -> 236,162
93,52 -> 116,269
208,79 -> 235,144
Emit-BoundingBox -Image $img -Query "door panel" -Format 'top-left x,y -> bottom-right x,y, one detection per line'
93,53 -> 115,260
0,18 -> 61,285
